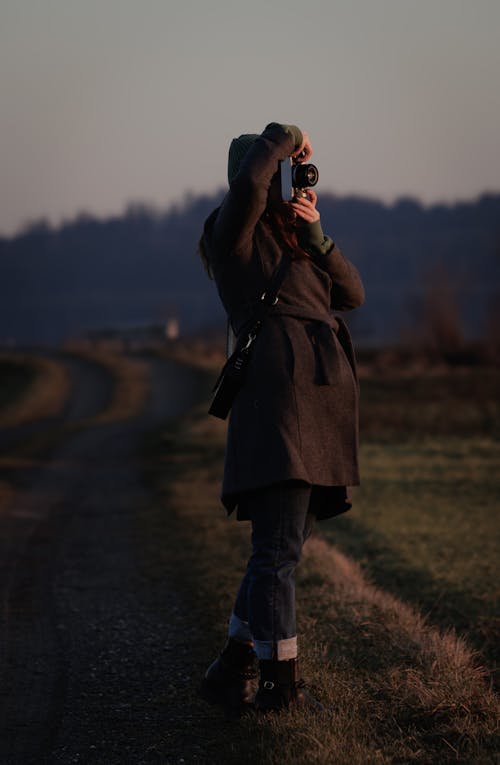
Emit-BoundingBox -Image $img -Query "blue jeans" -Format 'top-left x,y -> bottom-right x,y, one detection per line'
228,482 -> 315,660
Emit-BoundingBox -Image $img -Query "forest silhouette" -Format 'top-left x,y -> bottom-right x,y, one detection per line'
0,191 -> 499,349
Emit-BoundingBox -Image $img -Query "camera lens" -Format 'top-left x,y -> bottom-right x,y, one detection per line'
292,163 -> 319,189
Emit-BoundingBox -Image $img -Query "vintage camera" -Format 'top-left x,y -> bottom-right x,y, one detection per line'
280,152 -> 319,201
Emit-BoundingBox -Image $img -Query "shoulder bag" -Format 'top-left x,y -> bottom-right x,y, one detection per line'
208,255 -> 291,420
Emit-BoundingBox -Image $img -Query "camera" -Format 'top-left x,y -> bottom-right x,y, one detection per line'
280,152 -> 319,201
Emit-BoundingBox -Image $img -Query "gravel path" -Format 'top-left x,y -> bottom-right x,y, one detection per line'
0,355 -> 214,765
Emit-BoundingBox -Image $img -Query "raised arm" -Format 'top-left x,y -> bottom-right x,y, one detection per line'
212,122 -> 303,259
316,240 -> 365,311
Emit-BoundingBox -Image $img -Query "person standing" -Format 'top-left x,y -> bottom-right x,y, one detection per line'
198,122 -> 365,713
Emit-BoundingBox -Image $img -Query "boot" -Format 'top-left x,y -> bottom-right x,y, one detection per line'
199,637 -> 257,713
255,658 -> 325,712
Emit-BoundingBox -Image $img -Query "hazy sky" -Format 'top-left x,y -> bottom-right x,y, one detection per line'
1,0 -> 499,236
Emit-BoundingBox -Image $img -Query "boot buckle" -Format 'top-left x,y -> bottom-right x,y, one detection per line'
263,680 -> 275,690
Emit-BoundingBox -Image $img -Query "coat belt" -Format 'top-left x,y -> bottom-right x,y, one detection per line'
233,304 -> 354,387
267,304 -> 339,332
267,305 -> 344,386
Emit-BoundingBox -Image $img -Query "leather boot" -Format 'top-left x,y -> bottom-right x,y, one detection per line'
255,658 -> 325,712
199,637 -> 257,713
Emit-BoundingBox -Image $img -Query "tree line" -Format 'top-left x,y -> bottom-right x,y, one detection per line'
0,190 -> 499,350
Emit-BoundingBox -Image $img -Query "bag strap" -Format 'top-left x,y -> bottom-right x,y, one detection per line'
216,254 -> 292,395
228,254 -> 292,351
259,252 -> 291,311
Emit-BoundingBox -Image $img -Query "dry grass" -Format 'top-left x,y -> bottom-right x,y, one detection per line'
358,367 -> 500,441
0,350 -> 150,474
321,436 -> 500,686
0,352 -> 70,428
161,337 -> 226,372
139,407 -> 500,764
301,537 -> 498,759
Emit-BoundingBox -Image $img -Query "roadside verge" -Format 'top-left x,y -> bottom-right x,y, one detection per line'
139,405 -> 500,765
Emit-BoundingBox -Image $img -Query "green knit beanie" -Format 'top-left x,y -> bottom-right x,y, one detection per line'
227,133 -> 259,184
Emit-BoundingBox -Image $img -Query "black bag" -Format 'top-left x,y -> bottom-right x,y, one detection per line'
208,255 -> 291,420
208,331 -> 257,419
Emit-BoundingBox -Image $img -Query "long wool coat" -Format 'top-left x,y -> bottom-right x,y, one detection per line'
203,123 -> 365,520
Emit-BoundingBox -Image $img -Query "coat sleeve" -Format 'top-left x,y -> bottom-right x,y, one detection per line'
322,244 -> 365,310
298,220 -> 365,310
212,123 -> 303,262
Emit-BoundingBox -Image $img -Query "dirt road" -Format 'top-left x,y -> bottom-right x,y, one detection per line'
0,353 -> 210,764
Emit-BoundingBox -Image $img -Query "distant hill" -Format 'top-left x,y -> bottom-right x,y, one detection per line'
0,190 -> 499,347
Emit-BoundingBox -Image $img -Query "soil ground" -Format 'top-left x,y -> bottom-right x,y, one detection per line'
0,352 -> 209,765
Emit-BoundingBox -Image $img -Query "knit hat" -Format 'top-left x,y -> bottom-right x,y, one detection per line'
227,133 -> 259,184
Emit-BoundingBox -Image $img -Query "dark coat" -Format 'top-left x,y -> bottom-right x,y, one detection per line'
203,124 -> 365,520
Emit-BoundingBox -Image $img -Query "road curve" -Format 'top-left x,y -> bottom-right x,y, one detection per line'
0,353 -> 211,765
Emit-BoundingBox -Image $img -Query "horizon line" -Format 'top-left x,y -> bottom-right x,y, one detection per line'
2,187 -> 500,241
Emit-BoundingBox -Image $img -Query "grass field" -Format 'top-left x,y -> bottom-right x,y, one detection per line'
140,361 -> 500,763
324,368 -> 500,685
322,439 -> 500,681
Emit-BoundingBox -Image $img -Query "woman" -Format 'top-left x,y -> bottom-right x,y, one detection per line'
198,122 -> 365,713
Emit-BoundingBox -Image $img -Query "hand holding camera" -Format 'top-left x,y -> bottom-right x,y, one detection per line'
290,188 -> 320,224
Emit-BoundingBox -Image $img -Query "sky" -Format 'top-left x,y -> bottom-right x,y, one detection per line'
0,0 -> 499,236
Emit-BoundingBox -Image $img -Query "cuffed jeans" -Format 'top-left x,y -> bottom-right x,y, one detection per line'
228,481 -> 315,660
